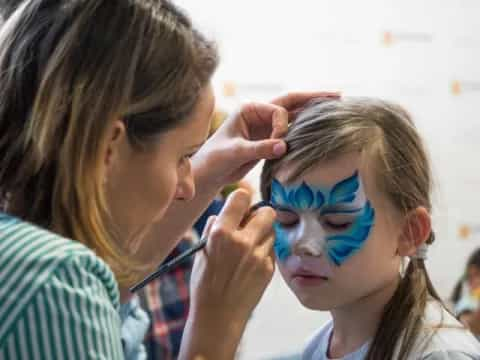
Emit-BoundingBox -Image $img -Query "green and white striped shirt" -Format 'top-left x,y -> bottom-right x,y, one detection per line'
0,212 -> 124,359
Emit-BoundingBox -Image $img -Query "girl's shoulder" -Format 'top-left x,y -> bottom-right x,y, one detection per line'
407,301 -> 480,359
303,321 -> 370,360
303,320 -> 333,359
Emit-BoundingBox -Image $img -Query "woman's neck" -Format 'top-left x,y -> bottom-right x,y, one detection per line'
328,276 -> 400,358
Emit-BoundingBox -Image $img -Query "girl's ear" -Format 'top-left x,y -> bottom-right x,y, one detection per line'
397,207 -> 431,257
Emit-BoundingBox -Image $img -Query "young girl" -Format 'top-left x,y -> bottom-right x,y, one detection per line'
261,98 -> 480,359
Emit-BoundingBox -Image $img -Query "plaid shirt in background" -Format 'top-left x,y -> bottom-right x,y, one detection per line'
138,231 -> 197,360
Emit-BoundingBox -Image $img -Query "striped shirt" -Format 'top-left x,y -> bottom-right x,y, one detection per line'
0,212 -> 124,359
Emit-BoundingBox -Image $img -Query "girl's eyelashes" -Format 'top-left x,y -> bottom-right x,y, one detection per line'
323,220 -> 353,231
275,210 -> 354,231
275,209 -> 299,227
322,214 -> 354,231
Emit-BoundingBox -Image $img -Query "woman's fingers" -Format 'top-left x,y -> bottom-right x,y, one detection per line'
201,215 -> 217,239
270,91 -> 341,110
243,206 -> 276,243
242,206 -> 276,257
213,190 -> 251,233
241,139 -> 287,162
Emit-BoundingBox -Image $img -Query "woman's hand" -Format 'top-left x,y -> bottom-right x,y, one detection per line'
193,91 -> 340,187
179,190 -> 276,359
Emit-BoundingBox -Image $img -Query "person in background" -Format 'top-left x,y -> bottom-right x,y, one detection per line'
451,248 -> 480,338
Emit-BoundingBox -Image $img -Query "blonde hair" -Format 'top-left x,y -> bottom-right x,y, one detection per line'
0,0 -> 218,285
261,98 -> 442,359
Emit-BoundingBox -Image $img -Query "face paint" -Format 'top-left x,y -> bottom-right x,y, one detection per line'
270,171 -> 375,266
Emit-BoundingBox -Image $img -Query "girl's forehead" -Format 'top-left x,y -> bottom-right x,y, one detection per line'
275,152 -> 366,188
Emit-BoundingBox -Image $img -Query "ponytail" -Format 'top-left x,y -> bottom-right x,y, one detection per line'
366,233 -> 442,360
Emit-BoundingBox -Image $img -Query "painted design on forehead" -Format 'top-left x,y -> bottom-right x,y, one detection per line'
270,171 -> 375,265
271,171 -> 360,209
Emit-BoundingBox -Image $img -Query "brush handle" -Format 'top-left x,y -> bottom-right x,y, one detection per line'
129,239 -> 207,293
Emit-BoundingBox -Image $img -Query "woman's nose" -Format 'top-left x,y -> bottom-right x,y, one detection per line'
175,162 -> 195,201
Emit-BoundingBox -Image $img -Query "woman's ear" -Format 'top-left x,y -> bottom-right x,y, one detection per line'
103,120 -> 127,181
397,207 -> 431,257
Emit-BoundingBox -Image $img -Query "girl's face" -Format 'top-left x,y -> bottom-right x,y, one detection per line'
272,152 -> 403,310
104,85 -> 215,260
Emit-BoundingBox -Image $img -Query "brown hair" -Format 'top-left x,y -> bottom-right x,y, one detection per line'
0,0 -> 218,285
260,98 -> 442,359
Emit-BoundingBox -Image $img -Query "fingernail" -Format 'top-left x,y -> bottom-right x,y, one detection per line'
273,141 -> 287,156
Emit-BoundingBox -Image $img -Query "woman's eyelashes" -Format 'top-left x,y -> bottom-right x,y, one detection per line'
179,151 -> 197,165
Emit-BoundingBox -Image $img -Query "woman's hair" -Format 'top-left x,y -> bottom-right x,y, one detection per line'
260,97 -> 441,360
451,248 -> 480,304
0,0 -> 218,285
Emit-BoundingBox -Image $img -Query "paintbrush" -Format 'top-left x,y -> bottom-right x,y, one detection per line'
129,200 -> 273,293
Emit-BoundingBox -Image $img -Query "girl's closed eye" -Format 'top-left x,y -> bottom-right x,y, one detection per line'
276,209 -> 299,228
323,216 -> 353,231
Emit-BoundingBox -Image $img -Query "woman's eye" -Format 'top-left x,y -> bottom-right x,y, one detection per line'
180,153 -> 195,164
276,210 -> 299,228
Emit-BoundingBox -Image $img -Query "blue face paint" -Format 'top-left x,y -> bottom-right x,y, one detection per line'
273,223 -> 292,262
270,171 -> 375,266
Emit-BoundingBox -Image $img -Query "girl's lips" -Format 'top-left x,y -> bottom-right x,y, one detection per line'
290,271 -> 329,287
291,269 -> 329,280
283,255 -> 334,280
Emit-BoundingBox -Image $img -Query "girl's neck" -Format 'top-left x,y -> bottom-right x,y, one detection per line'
328,276 -> 400,358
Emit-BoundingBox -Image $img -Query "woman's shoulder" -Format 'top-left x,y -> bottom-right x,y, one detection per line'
0,212 -> 122,355
0,212 -> 120,316
411,301 -> 480,359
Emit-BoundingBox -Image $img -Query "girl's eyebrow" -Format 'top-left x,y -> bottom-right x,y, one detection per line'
272,204 -> 297,212
320,207 -> 363,215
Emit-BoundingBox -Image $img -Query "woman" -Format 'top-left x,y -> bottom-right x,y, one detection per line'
0,0 -> 336,358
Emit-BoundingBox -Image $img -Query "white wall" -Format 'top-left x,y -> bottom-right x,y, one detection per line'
175,1 -> 480,358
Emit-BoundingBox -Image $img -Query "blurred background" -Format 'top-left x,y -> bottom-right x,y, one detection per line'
174,0 -> 480,358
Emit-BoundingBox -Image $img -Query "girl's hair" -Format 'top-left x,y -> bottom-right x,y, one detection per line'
0,0 -> 218,285
451,248 -> 480,304
260,98 -> 441,360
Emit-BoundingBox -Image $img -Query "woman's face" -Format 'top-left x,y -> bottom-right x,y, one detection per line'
271,152 -> 403,311
104,85 -> 215,255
